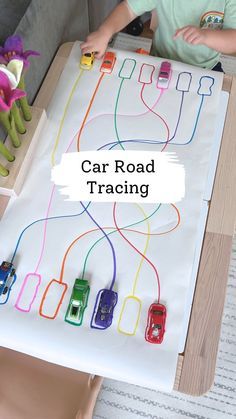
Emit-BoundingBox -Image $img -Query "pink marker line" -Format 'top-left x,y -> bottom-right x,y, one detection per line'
140,85 -> 170,151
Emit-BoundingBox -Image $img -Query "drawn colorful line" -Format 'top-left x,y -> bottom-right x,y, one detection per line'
38,203 -> 180,320
12,61 -> 162,266
117,204 -> 150,336
13,65 -> 200,310
14,60 -> 161,308
39,203 -> 163,320
81,204 -> 180,280
51,69 -> 84,166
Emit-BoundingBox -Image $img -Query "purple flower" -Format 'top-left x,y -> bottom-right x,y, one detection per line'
0,35 -> 40,69
0,71 -> 26,112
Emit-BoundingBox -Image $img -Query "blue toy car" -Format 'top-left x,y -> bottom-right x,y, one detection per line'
0,261 -> 16,296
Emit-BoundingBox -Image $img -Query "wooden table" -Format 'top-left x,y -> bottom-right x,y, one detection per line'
1,42 -> 236,397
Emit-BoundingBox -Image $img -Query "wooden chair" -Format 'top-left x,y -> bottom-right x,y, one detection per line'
0,347 -> 102,419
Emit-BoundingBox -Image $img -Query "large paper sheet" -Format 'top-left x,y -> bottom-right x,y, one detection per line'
0,43 -> 224,391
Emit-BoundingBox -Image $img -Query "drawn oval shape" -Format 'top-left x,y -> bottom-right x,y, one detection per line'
118,295 -> 142,336
15,272 -> 41,313
39,279 -> 68,320
119,58 -> 136,79
176,72 -> 192,92
138,64 -> 155,84
197,76 -> 214,96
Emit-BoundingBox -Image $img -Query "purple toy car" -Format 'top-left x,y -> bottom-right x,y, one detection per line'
93,289 -> 118,329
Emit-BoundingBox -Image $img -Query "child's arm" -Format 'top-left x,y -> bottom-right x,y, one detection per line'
81,1 -> 136,58
174,26 -> 236,55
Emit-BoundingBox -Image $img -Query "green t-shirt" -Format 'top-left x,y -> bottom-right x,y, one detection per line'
127,0 -> 236,68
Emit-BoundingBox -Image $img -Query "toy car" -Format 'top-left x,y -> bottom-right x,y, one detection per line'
65,278 -> 90,325
0,261 -> 16,296
100,51 -> 116,73
157,61 -> 172,89
145,303 -> 166,344
80,52 -> 95,70
135,48 -> 149,55
94,289 -> 118,328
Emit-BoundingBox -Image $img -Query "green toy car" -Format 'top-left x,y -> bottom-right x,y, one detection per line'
65,278 -> 90,326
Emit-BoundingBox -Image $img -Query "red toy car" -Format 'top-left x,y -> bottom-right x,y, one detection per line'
145,303 -> 166,344
100,51 -> 116,73
157,61 -> 172,89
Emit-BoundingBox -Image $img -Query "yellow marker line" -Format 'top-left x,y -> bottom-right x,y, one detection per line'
118,204 -> 151,336
51,69 -> 84,167
132,204 -> 151,296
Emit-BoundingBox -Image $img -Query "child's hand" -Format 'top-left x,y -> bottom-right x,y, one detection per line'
174,26 -> 207,45
81,29 -> 111,59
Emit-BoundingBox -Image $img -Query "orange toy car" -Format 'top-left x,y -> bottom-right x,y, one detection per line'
100,51 -> 116,73
135,48 -> 149,55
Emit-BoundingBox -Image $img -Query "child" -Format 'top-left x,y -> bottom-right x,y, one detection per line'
81,0 -> 236,71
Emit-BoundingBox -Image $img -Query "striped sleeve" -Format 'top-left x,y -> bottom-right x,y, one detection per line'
127,0 -> 157,16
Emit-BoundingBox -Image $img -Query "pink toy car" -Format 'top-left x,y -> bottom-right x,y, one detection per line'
157,61 -> 172,89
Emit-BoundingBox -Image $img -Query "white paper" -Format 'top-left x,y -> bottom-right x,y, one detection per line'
0,42 -> 224,392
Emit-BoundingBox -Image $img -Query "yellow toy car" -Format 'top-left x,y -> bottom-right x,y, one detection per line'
80,52 -> 95,70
